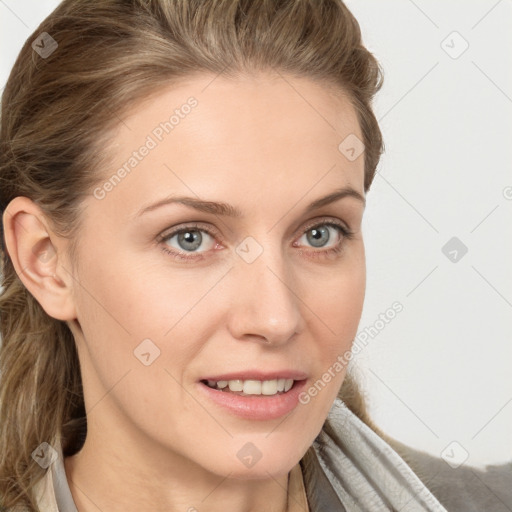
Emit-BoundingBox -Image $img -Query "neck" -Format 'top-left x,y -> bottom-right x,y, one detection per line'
63,413 -> 291,512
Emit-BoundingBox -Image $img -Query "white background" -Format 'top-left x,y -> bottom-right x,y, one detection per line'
1,0 -> 511,467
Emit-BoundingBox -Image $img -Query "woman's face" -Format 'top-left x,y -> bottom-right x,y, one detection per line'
67,72 -> 366,478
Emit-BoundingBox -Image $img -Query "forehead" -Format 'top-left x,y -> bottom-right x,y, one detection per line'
93,72 -> 365,217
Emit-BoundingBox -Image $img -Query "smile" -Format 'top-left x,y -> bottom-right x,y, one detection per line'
197,377 -> 308,421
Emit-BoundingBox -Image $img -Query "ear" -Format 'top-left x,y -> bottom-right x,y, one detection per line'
2,196 -> 77,321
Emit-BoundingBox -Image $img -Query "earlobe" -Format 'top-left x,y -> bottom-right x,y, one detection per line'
2,196 -> 77,322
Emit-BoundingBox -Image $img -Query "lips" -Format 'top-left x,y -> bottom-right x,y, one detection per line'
197,376 -> 308,420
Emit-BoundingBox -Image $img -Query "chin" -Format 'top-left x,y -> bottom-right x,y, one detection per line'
196,436 -> 308,480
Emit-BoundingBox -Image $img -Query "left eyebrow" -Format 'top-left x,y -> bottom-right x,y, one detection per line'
133,186 -> 365,219
305,186 -> 366,211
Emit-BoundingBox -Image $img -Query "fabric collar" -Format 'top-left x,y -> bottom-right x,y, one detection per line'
302,399 -> 448,511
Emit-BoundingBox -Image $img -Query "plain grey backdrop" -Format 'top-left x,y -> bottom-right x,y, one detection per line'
1,0 -> 511,468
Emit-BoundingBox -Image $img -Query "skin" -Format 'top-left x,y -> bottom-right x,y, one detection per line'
3,71 -> 367,512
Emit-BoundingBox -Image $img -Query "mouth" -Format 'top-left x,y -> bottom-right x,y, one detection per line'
197,374 -> 308,421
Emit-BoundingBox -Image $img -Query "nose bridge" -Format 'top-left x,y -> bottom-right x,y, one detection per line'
227,239 -> 303,344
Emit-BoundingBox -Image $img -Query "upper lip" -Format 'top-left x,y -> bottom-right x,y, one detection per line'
200,370 -> 308,382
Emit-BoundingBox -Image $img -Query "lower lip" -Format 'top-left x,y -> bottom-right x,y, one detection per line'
197,380 -> 308,421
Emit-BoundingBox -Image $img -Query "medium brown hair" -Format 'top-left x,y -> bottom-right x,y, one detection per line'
0,0 -> 385,509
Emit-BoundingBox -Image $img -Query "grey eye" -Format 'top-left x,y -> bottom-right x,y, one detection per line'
165,229 -> 216,253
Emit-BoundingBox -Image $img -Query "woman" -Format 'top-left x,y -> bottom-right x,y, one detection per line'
0,1 -> 450,511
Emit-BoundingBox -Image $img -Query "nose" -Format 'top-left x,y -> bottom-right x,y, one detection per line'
226,248 -> 304,346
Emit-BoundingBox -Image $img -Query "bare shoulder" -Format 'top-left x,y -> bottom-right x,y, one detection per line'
386,437 -> 512,512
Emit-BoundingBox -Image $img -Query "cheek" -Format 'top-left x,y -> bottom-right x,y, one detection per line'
300,252 -> 365,397
77,253 -> 200,335
309,253 -> 365,342
74,257 -> 227,383
71,255 -> 171,378
71,259 -> 201,433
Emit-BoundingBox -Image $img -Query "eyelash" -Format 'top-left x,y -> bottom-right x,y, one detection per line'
157,219 -> 355,263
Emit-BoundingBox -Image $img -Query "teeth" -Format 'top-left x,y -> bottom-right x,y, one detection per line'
205,378 -> 295,396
